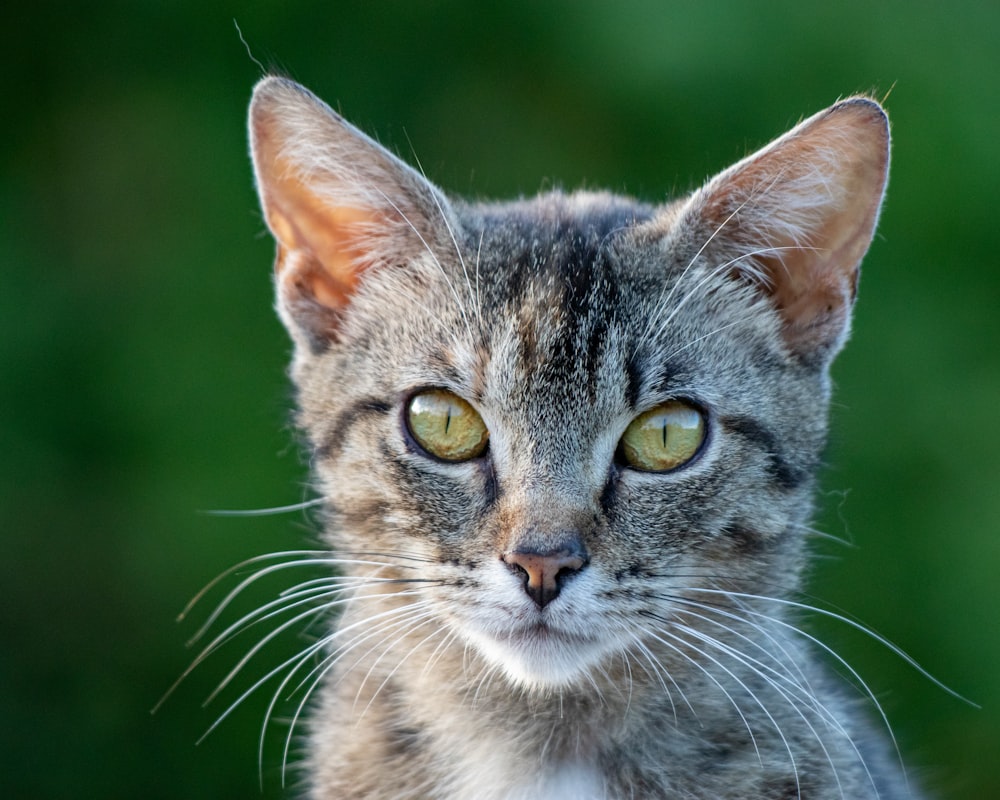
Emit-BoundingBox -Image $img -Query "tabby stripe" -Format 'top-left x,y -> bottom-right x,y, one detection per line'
719,414 -> 806,490
315,397 -> 392,460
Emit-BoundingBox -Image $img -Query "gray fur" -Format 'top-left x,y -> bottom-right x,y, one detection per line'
243,77 -> 905,799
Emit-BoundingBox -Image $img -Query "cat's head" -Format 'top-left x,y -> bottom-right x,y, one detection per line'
249,78 -> 888,689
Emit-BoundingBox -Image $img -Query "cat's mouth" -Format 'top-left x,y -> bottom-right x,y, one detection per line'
507,620 -> 593,645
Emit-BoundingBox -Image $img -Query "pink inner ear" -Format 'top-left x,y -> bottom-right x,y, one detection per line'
759,212 -> 863,337
251,92 -> 386,314
765,256 -> 854,344
259,156 -> 384,312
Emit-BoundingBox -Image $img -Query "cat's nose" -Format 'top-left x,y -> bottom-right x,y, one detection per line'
502,537 -> 589,608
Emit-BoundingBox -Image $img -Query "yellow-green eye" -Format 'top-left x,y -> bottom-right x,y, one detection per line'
620,400 -> 705,472
406,389 -> 489,462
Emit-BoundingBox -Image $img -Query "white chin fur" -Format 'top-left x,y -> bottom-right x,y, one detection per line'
464,627 -> 611,689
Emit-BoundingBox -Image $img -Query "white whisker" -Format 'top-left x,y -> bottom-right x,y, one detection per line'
373,187 -> 477,346
669,617 -> 852,800
357,617 -> 447,721
639,619 -> 767,769
202,497 -> 327,517
187,556 -> 418,645
635,196 -> 750,353
687,588 -> 976,706
405,146 -> 482,335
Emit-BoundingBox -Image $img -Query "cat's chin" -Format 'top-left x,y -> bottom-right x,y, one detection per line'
464,623 -> 613,690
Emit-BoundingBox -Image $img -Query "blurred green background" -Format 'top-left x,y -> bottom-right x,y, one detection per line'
2,1 -> 997,797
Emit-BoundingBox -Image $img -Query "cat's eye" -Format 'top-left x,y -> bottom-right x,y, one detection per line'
406,389 -> 489,462
619,401 -> 705,472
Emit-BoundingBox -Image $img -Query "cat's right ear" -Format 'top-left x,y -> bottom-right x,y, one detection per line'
660,97 -> 890,365
249,77 -> 452,348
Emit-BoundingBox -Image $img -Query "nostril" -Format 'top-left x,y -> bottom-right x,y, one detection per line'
507,560 -> 530,583
502,541 -> 588,608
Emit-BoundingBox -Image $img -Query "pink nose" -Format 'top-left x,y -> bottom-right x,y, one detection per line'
502,544 -> 588,608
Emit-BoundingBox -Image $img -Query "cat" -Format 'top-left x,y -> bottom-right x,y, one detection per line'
238,76 -> 908,798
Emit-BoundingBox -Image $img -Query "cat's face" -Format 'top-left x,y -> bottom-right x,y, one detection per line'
292,198 -> 825,689
249,78 -> 889,691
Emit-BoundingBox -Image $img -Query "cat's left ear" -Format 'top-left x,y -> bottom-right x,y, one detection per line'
667,97 -> 890,363
249,77 -> 454,348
